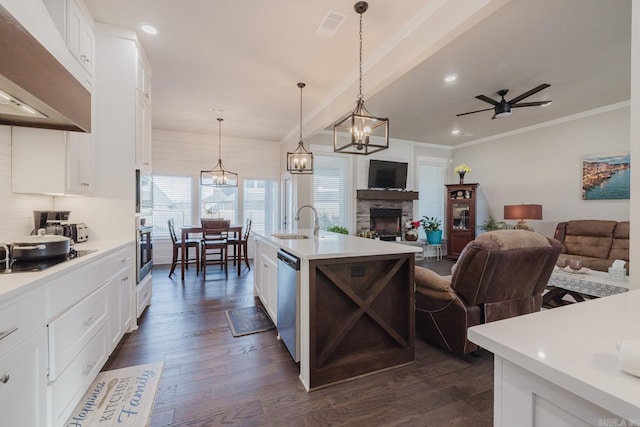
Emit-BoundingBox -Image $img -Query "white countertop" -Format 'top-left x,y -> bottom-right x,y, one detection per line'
0,239 -> 132,300
468,290 -> 640,419
254,229 -> 421,260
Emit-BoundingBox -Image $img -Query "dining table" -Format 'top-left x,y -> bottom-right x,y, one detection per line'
180,224 -> 242,280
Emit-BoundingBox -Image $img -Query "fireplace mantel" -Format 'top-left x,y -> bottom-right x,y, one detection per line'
357,189 -> 419,201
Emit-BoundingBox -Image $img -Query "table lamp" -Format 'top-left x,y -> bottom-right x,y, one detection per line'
503,204 -> 542,231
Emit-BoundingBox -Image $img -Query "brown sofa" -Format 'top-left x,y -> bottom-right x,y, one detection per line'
415,230 -> 562,355
554,220 -> 629,272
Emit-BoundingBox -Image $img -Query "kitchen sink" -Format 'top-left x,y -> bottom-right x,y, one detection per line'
271,233 -> 310,240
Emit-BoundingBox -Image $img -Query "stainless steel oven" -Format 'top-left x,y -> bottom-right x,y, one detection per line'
137,225 -> 153,283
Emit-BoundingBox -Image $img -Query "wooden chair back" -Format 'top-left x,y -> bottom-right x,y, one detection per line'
168,219 -> 178,244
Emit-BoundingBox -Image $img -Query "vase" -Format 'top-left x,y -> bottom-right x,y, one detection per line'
458,172 -> 466,184
405,230 -> 419,241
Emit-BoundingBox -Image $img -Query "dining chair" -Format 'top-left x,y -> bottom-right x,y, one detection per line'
227,219 -> 252,275
168,219 -> 200,277
200,218 -> 230,277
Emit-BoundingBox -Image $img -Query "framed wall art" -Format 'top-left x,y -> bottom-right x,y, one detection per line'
581,152 -> 630,200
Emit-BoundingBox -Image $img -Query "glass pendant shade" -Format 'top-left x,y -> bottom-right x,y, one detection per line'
200,118 -> 238,187
333,1 -> 389,155
287,82 -> 313,174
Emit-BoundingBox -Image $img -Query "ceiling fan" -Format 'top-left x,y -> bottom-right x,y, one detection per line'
456,83 -> 552,119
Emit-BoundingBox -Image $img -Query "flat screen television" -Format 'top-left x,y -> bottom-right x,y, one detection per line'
367,160 -> 408,189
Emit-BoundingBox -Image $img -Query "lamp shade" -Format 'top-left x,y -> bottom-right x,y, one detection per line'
503,204 -> 543,221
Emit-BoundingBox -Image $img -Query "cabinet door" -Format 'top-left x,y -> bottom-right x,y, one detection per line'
107,267 -> 133,352
135,93 -> 152,172
67,0 -> 94,75
0,329 -> 47,427
260,252 -> 278,322
66,131 -> 94,195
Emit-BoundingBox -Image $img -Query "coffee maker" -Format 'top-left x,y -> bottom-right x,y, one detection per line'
33,211 -> 70,235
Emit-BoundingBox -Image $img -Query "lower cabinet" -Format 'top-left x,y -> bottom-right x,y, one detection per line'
136,273 -> 152,318
0,328 -> 48,427
254,237 -> 278,323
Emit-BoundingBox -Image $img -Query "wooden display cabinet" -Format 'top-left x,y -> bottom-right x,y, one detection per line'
445,183 -> 479,259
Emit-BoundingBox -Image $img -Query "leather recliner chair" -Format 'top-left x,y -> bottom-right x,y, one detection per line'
415,230 -> 562,355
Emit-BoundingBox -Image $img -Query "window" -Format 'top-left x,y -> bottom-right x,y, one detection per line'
200,186 -> 237,223
152,175 -> 192,238
243,179 -> 278,235
417,159 -> 446,239
313,154 -> 350,229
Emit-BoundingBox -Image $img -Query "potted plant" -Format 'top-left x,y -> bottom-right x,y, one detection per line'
327,225 -> 349,235
479,217 -> 513,232
420,216 -> 443,244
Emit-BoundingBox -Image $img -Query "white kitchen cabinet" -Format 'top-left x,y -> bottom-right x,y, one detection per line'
107,246 -> 134,350
0,290 -> 48,427
0,329 -> 48,427
135,46 -> 152,173
12,127 -> 95,196
254,237 -> 278,322
44,0 -> 95,77
136,273 -> 153,318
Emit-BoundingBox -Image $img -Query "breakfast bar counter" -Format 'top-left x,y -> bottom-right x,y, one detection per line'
253,230 -> 421,391
468,290 -> 640,426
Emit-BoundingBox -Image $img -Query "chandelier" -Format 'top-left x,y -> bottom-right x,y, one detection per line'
333,1 -> 389,155
287,82 -> 313,174
200,118 -> 238,187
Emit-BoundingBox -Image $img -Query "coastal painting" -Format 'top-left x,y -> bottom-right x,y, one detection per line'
582,152 -> 630,200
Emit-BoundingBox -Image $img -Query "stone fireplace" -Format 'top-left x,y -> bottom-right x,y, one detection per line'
356,190 -> 419,237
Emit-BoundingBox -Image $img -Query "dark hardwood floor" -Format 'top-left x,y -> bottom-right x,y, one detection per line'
104,260 -> 493,426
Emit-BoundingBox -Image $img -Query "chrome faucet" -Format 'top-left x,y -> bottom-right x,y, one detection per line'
295,205 -> 320,236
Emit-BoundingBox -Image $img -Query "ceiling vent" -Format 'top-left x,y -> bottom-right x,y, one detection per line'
316,11 -> 346,37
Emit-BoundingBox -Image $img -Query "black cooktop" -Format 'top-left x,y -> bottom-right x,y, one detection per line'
0,249 -> 97,274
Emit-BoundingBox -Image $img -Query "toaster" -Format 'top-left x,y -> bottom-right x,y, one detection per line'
62,223 -> 88,242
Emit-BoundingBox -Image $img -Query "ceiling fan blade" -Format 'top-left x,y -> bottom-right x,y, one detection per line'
475,94 -> 500,106
508,83 -> 550,105
511,101 -> 552,108
456,107 -> 494,117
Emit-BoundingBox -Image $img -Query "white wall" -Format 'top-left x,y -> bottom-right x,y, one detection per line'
452,105 -> 630,238
152,128 -> 281,264
0,126 -> 54,239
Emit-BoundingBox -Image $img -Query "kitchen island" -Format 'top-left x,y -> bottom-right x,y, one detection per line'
253,230 -> 421,391
468,290 -> 640,426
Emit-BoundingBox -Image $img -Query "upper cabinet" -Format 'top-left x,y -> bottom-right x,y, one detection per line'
44,0 -> 95,79
135,48 -> 152,172
12,127 -> 95,196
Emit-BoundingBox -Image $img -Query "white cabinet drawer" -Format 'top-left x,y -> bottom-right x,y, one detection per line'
0,290 -> 46,356
108,245 -> 134,273
47,259 -> 110,319
47,323 -> 108,427
136,274 -> 152,318
48,284 -> 108,380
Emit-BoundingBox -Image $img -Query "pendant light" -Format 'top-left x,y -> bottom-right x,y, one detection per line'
200,118 -> 238,187
333,1 -> 389,155
287,82 -> 313,174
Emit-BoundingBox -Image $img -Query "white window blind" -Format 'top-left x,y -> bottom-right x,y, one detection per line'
243,179 -> 278,235
313,154 -> 349,229
417,161 -> 445,239
152,175 -> 192,238
200,186 -> 238,223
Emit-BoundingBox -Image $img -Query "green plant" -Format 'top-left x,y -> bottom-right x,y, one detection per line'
479,217 -> 514,231
327,225 -> 349,235
420,216 -> 441,232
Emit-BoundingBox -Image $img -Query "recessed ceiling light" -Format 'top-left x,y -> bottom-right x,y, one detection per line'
451,129 -> 461,135
139,24 -> 158,35
443,74 -> 458,83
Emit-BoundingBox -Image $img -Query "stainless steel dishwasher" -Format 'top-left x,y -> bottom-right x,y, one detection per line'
277,249 -> 300,362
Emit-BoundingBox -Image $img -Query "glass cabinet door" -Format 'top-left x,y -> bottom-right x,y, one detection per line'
451,202 -> 471,230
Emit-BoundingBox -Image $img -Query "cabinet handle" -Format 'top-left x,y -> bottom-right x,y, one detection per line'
0,374 -> 9,384
82,362 -> 97,376
0,327 -> 18,342
84,315 -> 98,326
121,276 -> 129,282
120,257 -> 131,263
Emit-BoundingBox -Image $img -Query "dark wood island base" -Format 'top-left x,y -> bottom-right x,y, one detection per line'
308,253 -> 415,389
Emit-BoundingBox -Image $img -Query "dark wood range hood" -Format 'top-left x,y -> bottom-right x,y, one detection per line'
0,4 -> 90,132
